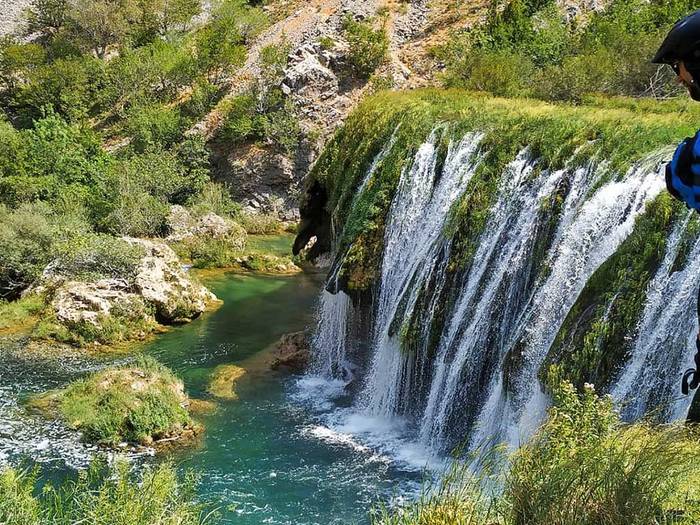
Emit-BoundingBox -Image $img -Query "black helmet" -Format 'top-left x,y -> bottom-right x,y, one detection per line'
653,9 -> 700,64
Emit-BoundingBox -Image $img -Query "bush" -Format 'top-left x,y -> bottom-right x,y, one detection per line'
436,0 -> 696,102
0,459 -> 211,525
57,356 -> 193,445
187,181 -> 241,218
372,381 -> 700,525
95,170 -> 170,237
125,104 -> 184,152
238,211 -> 283,234
0,203 -> 61,299
12,56 -> 105,125
51,233 -> 144,282
342,16 -> 389,79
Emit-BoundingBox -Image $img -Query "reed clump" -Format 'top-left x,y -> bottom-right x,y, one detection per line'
372,381 -> 700,525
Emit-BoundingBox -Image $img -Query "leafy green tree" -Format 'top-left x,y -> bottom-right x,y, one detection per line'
13,56 -> 105,123
0,38 -> 46,92
67,0 -> 135,58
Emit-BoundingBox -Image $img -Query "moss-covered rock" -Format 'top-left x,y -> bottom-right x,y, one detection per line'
29,356 -> 200,448
297,90 -> 700,295
207,364 -> 247,400
542,193 -> 688,391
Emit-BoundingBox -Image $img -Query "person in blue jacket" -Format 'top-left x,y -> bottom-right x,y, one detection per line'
653,9 -> 700,399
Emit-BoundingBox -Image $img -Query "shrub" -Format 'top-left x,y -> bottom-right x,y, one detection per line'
342,16 -> 389,79
12,56 -> 105,124
0,203 -> 59,299
188,181 -> 241,218
125,104 -> 184,152
237,211 -> 283,234
57,356 -> 193,445
51,233 -> 144,282
95,170 -> 170,237
373,381 -> 700,525
436,0 -> 695,102
0,459 -> 211,525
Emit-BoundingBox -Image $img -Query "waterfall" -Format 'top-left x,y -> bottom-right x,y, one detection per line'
305,126 -> 685,458
469,157 -> 665,449
611,212 -> 700,421
359,132 -> 483,416
311,290 -> 352,379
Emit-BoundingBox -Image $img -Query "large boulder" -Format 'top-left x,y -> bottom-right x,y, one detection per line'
165,205 -> 246,249
52,278 -> 148,326
270,330 -> 311,373
124,237 -> 218,323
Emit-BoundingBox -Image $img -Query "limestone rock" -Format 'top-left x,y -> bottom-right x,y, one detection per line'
124,237 -> 218,323
52,279 -> 147,326
166,205 -> 247,249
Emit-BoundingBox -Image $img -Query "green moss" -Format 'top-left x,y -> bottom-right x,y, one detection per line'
309,90 -> 700,292
39,356 -> 195,447
542,192 -> 687,390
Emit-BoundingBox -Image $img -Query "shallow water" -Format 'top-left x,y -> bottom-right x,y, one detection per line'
0,237 -> 425,525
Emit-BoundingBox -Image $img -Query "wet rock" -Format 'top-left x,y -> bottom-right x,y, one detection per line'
270,330 -> 311,373
208,365 -> 247,399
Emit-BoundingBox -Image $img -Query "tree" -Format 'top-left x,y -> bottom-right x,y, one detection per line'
0,38 -> 46,92
25,0 -> 69,40
67,0 -> 135,58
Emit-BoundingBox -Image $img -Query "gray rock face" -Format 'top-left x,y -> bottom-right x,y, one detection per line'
52,279 -> 147,326
124,237 -> 217,322
0,0 -> 31,37
38,237 -> 217,331
165,205 -> 246,248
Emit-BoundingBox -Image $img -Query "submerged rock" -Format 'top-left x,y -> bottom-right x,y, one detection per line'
208,364 -> 247,399
270,330 -> 311,373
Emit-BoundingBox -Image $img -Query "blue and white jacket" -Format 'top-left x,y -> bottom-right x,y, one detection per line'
667,133 -> 700,212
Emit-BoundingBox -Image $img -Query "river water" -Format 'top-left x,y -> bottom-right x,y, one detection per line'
0,235 -> 423,525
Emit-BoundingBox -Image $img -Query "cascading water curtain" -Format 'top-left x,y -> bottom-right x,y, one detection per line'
309,127 -> 700,453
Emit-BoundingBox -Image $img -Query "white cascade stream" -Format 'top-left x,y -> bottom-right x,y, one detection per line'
307,130 -> 688,458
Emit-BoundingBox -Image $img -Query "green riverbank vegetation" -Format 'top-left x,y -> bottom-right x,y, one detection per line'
29,355 -> 201,448
0,1 -> 297,343
0,459 -> 213,525
372,381 -> 700,525
435,0 -> 694,102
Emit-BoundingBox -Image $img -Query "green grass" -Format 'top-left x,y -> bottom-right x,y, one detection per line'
45,356 -> 194,446
0,459 -> 214,525
372,380 -> 700,525
0,295 -> 45,331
